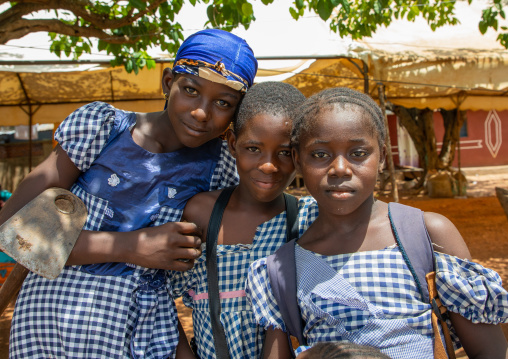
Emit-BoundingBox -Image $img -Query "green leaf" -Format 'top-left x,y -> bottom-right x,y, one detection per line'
479,21 -> 488,34
289,7 -> 299,19
295,0 -> 304,9
317,0 -> 333,20
241,3 -> 253,17
125,59 -> 133,73
129,0 -> 146,10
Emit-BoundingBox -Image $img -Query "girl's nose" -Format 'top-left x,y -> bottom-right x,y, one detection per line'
259,157 -> 278,174
191,101 -> 211,122
328,156 -> 352,177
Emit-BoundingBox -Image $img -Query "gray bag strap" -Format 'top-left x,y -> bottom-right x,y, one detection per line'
388,202 -> 435,303
266,239 -> 304,357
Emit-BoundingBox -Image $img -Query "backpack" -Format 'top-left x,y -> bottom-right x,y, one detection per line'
266,202 -> 456,359
204,186 -> 299,359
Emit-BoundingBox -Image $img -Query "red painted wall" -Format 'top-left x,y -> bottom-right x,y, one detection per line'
388,110 -> 508,168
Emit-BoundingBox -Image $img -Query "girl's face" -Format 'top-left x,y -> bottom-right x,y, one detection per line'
293,104 -> 386,216
163,71 -> 242,149
228,113 -> 296,203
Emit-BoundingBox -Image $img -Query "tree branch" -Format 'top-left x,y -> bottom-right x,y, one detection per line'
0,19 -> 139,44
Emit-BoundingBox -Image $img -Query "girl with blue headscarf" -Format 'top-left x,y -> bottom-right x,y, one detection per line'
3,29 -> 257,359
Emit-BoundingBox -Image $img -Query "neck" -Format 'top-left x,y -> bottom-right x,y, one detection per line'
230,185 -> 286,216
299,195 -> 379,255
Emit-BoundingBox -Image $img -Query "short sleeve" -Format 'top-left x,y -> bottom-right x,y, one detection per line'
245,257 -> 287,331
435,252 -> 508,324
209,140 -> 239,190
54,102 -> 117,171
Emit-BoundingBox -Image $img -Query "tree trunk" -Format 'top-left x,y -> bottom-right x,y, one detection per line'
393,106 -> 439,173
439,109 -> 467,168
393,106 -> 468,194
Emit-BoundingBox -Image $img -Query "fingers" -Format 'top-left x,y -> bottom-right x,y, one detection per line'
175,245 -> 202,259
168,259 -> 195,272
170,221 -> 203,237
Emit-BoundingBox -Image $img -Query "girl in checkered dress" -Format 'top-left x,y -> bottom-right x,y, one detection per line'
2,29 -> 257,359
246,87 -> 508,358
171,82 -> 317,358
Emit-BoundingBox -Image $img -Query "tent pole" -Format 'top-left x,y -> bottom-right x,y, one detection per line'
377,83 -> 398,202
452,93 -> 467,197
16,74 -> 41,172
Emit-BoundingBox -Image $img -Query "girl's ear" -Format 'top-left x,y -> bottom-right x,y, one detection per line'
378,144 -> 387,173
162,68 -> 175,95
227,129 -> 238,158
292,147 -> 302,174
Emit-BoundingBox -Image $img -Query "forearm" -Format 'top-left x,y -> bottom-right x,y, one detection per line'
451,312 -> 508,359
65,229 -> 136,265
66,222 -> 203,270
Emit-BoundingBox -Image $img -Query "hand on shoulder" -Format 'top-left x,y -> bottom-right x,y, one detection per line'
423,211 -> 472,260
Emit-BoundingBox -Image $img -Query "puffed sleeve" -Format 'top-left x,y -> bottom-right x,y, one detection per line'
54,101 -> 118,172
435,252 -> 508,324
245,257 -> 287,331
209,140 -> 239,190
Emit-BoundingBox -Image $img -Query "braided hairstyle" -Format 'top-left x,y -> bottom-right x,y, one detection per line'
233,81 -> 306,135
291,87 -> 386,150
301,342 -> 391,359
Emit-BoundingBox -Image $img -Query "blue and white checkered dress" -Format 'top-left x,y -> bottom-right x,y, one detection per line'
9,102 -> 239,359
171,196 -> 318,359
246,244 -> 508,359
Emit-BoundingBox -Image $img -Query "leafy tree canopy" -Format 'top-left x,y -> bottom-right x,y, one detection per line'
1,0 -> 506,73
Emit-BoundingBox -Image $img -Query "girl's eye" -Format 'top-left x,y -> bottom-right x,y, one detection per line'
312,151 -> 329,158
184,87 -> 197,95
246,147 -> 260,153
279,150 -> 291,157
215,99 -> 231,108
351,150 -> 369,157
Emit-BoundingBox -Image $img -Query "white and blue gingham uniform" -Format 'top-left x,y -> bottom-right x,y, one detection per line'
171,196 -> 318,359
9,102 -> 239,359
246,244 -> 508,359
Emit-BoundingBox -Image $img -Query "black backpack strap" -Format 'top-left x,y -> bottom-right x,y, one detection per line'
266,239 -> 306,357
206,186 -> 236,359
283,193 -> 299,242
388,202 -> 435,303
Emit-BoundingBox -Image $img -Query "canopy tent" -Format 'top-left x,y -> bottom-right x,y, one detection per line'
0,0 -> 507,127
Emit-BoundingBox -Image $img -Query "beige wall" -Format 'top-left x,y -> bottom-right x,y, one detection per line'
0,140 -> 53,193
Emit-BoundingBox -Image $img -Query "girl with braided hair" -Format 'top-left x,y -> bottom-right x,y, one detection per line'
246,87 -> 508,358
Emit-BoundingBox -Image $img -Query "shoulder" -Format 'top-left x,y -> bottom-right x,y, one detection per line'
424,211 -> 472,260
183,189 -> 221,231
68,101 -> 116,120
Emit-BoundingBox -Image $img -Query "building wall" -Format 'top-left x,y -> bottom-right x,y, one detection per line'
0,140 -> 53,193
388,109 -> 508,168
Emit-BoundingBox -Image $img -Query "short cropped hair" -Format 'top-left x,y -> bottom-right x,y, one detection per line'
233,81 -> 305,134
291,87 -> 386,150
303,342 -> 391,359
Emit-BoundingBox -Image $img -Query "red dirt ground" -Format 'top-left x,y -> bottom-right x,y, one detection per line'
1,194 -> 507,358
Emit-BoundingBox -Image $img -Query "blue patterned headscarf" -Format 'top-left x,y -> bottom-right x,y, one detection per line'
173,29 -> 257,94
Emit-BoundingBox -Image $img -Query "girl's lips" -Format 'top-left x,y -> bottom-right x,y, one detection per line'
326,188 -> 355,199
182,121 -> 207,136
253,178 -> 280,189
